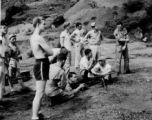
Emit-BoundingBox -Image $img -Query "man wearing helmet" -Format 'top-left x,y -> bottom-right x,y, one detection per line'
8,34 -> 26,91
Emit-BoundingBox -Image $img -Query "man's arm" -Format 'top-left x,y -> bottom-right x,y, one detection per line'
60,34 -> 65,47
59,72 -> 68,89
39,37 -> 53,56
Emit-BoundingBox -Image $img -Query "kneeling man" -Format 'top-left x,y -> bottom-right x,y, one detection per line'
91,56 -> 112,86
46,53 -> 84,104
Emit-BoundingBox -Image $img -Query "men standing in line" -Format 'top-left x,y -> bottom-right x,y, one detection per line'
8,34 -> 26,91
71,22 -> 85,69
0,25 -> 9,100
30,17 -> 54,120
113,22 -> 131,75
85,22 -> 103,61
60,23 -> 72,75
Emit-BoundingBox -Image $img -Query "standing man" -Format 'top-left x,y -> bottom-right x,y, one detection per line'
60,23 -> 72,75
0,25 -> 9,100
71,22 -> 85,69
85,22 -> 103,61
30,17 -> 54,120
113,22 -> 130,75
8,34 -> 26,91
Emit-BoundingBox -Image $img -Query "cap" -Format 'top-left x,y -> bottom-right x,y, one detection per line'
98,56 -> 106,61
91,22 -> 96,27
8,34 -> 16,40
63,22 -> 70,29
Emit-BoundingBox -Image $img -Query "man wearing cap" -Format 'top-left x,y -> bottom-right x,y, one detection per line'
71,22 -> 85,69
85,22 -> 103,61
7,34 -> 26,91
30,17 -> 54,120
91,56 -> 112,85
0,25 -> 9,100
113,22 -> 130,75
60,23 -> 72,74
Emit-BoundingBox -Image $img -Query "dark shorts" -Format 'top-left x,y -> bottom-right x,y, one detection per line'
33,58 -> 49,81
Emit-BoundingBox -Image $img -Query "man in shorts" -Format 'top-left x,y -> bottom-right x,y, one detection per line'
0,25 -> 9,100
30,17 -> 54,120
8,34 -> 26,91
46,53 -> 84,104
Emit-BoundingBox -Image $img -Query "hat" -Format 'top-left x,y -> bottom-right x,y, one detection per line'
8,34 -> 16,40
98,56 -> 106,61
63,22 -> 70,29
91,22 -> 96,27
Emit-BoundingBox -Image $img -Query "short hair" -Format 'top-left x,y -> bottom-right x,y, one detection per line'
116,21 -> 123,26
63,22 -> 70,29
84,49 -> 92,56
57,53 -> 67,61
60,47 -> 68,56
75,22 -> 82,28
68,72 -> 76,79
33,17 -> 44,28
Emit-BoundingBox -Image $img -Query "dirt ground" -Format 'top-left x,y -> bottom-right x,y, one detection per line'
1,40 -> 152,120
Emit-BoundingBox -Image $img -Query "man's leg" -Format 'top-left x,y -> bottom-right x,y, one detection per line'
32,80 -> 46,120
116,46 -> 122,75
8,65 -> 14,91
90,45 -> 98,61
0,65 -> 5,100
75,44 -> 80,68
16,68 -> 26,89
123,46 -> 130,73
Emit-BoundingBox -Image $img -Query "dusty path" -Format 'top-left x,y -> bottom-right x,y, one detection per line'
1,41 -> 152,120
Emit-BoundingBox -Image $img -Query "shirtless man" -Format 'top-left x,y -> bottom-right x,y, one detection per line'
30,17 -> 53,120
0,25 -> 9,100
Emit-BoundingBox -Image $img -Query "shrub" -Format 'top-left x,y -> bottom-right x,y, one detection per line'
123,0 -> 144,13
2,3 -> 29,26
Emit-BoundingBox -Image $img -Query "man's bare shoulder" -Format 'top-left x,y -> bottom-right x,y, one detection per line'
30,34 -> 44,42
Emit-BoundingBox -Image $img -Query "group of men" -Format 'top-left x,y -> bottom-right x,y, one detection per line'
30,16 -> 131,120
0,15 -> 131,120
0,26 -> 27,100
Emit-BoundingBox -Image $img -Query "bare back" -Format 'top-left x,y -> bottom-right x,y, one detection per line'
30,34 -> 46,59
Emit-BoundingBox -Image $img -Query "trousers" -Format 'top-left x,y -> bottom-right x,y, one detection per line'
115,45 -> 129,73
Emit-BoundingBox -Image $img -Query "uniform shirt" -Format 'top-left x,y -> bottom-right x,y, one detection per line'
60,30 -> 72,51
92,63 -> 112,75
46,64 -> 67,97
80,56 -> 91,70
8,43 -> 20,60
85,30 -> 102,45
71,29 -> 85,43
113,28 -> 127,46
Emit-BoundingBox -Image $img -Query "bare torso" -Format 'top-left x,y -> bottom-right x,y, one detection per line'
30,34 -> 46,59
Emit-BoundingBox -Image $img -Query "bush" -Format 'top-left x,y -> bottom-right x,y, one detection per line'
2,3 -> 29,26
123,0 -> 144,13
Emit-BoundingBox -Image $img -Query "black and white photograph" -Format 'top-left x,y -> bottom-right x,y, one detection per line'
1,0 -> 152,120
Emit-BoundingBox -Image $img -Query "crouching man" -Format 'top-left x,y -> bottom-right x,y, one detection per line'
66,72 -> 85,91
46,53 -> 84,104
91,56 -> 113,87
80,49 -> 95,81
